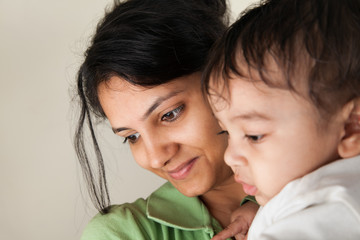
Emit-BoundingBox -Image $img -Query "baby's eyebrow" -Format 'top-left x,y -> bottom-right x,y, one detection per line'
232,111 -> 272,122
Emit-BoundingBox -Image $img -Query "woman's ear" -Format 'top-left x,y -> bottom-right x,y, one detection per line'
338,97 -> 360,159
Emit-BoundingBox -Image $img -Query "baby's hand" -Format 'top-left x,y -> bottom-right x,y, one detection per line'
212,215 -> 249,240
212,201 -> 259,240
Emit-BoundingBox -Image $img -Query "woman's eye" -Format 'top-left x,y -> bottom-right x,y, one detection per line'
123,132 -> 140,144
246,134 -> 264,143
161,105 -> 184,122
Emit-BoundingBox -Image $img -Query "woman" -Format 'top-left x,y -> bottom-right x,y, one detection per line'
75,0 -> 257,239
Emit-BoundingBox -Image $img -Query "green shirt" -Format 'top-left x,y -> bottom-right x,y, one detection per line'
81,182 -> 229,240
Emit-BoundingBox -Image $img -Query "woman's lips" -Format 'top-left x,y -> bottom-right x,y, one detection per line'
168,158 -> 197,180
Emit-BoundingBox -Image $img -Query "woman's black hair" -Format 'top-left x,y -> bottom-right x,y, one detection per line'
75,0 -> 229,213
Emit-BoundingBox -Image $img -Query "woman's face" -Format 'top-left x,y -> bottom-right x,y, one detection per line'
97,72 -> 232,197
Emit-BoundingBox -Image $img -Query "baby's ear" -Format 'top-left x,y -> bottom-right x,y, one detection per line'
338,97 -> 360,158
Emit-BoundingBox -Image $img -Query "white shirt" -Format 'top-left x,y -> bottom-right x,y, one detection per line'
248,155 -> 360,240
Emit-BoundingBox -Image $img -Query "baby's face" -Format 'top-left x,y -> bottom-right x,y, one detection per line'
208,65 -> 343,206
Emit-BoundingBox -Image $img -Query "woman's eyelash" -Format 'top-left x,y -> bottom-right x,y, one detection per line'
121,105 -> 185,144
161,104 -> 184,122
122,133 -> 140,144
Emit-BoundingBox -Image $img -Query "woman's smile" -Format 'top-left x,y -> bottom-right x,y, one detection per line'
167,157 -> 198,180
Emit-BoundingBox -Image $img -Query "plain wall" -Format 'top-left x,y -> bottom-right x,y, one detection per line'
0,0 -> 256,239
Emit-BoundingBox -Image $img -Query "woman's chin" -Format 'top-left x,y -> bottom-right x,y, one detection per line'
171,181 -> 207,197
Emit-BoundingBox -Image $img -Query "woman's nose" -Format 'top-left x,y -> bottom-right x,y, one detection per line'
143,134 -> 178,169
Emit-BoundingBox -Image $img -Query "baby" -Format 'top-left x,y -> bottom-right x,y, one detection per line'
203,0 -> 360,239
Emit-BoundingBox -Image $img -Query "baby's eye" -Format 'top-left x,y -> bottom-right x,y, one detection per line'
217,130 -> 229,135
123,132 -> 140,144
161,105 -> 184,122
246,134 -> 264,143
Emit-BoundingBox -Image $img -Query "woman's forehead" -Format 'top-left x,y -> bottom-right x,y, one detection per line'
98,76 -> 146,94
98,72 -> 201,95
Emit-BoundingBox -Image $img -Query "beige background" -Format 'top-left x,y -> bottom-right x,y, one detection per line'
0,0 -> 256,239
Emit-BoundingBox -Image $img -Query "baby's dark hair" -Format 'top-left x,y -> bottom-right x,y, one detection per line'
203,0 -> 360,118
75,0 -> 229,213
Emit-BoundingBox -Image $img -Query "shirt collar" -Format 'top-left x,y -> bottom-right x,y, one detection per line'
146,182 -> 220,231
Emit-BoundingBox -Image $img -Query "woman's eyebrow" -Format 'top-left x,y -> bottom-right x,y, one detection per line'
141,89 -> 184,120
111,89 -> 184,134
112,127 -> 130,134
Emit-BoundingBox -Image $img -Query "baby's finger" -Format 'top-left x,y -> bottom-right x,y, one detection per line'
211,218 -> 248,240
211,228 -> 236,240
234,233 -> 247,240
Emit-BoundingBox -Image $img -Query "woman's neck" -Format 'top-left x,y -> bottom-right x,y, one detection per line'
200,176 -> 246,227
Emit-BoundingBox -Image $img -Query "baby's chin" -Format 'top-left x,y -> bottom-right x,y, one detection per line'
254,194 -> 269,206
